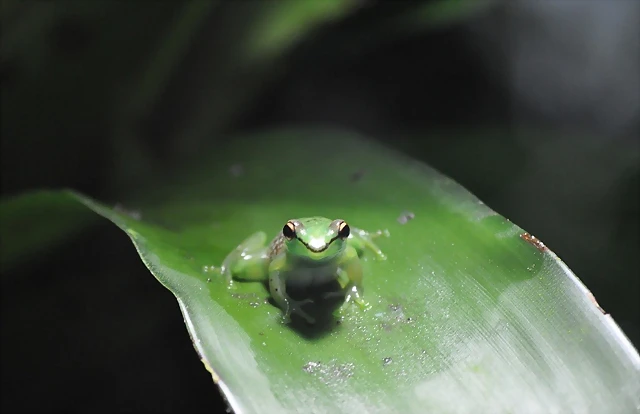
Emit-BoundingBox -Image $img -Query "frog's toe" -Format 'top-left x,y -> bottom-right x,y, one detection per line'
297,311 -> 316,324
221,274 -> 237,290
345,289 -> 369,309
220,266 -> 234,286
281,299 -> 315,324
281,309 -> 315,324
291,306 -> 315,324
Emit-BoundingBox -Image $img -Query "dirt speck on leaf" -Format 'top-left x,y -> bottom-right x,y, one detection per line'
381,322 -> 393,332
520,232 -> 548,252
303,361 -> 321,373
377,302 -> 414,332
350,169 -> 366,182
303,360 -> 355,384
586,290 -> 607,315
397,211 -> 415,224
229,163 -> 244,177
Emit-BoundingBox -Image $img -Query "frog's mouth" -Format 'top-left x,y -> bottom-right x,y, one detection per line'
299,236 -> 338,253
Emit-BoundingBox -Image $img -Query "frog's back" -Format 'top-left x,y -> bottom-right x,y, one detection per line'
298,216 -> 332,227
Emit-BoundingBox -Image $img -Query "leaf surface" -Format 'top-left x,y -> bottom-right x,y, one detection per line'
4,129 -> 639,413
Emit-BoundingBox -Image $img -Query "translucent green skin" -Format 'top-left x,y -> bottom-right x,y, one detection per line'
221,217 -> 386,324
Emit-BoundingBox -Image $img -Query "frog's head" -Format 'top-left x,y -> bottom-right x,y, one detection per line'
282,217 -> 350,261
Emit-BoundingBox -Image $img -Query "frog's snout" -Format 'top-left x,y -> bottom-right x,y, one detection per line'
300,239 -> 329,253
306,238 -> 327,252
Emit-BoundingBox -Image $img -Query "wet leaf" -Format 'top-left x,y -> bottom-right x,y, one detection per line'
5,129 -> 640,413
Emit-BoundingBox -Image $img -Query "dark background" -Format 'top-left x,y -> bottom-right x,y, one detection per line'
1,1 -> 638,413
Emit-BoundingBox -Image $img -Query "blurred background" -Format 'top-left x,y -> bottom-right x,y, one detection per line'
1,1 -> 638,412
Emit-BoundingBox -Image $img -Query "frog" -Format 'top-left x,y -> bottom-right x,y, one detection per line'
220,217 -> 386,324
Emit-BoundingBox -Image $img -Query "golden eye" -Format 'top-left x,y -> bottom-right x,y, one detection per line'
337,220 -> 350,239
282,221 -> 296,240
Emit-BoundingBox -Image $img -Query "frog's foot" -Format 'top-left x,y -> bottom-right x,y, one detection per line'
225,280 -> 239,291
367,231 -> 388,260
220,231 -> 269,286
353,297 -> 370,310
352,227 -> 388,261
345,286 -> 370,309
372,249 -> 387,261
283,299 -> 315,324
219,265 -> 238,290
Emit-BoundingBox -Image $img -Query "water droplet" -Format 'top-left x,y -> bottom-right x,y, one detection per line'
383,357 -> 392,366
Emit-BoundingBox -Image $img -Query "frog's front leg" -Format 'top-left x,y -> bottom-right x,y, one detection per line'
220,231 -> 270,288
327,246 -> 369,309
268,255 -> 315,324
348,227 -> 387,260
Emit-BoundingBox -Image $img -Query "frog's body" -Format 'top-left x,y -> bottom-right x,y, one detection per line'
221,217 -> 386,324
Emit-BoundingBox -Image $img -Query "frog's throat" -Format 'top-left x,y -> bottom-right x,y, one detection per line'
293,251 -> 338,266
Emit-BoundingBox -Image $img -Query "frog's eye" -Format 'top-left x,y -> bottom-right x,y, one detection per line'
337,220 -> 350,239
282,221 -> 296,240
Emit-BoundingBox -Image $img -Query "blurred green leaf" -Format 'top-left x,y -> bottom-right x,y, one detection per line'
242,0 -> 359,62
1,1 -> 184,194
396,0 -> 502,30
105,0 -> 363,195
161,0 -> 362,159
10,128 -> 639,413
122,1 -> 218,119
0,191 -> 98,272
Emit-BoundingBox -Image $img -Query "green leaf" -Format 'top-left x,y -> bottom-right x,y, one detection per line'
0,191 -> 98,272
240,0 -> 360,63
7,129 -> 640,413
393,0 -> 502,31
106,0 -> 362,195
146,0 -> 361,161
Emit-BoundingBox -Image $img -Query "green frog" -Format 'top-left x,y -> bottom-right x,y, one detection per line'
221,217 -> 386,323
